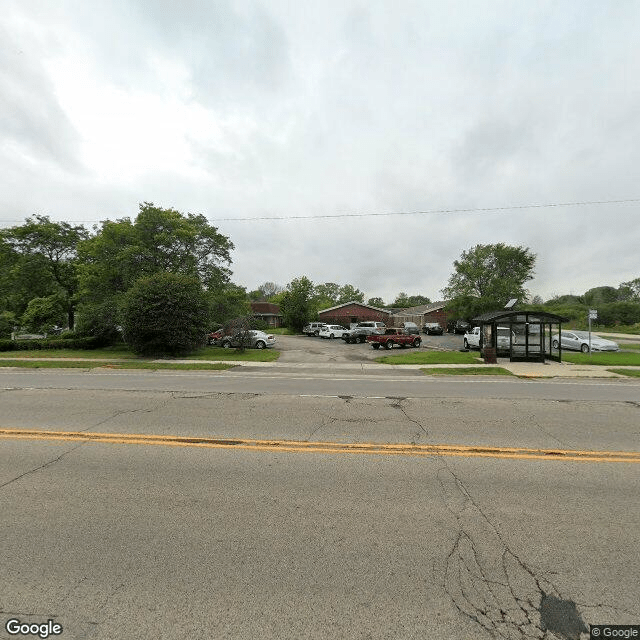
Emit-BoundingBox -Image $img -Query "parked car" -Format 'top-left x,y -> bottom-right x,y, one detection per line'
448,320 -> 471,334
366,328 -> 422,350
399,322 -> 420,334
303,322 -> 328,336
422,322 -> 444,335
342,321 -> 386,344
318,325 -> 349,339
220,330 -> 276,349
207,329 -> 224,345
552,331 -> 619,353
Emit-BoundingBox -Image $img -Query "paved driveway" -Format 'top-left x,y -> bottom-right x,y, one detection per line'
274,333 -> 465,363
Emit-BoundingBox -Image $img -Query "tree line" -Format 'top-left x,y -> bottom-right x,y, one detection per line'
2,208 -> 637,355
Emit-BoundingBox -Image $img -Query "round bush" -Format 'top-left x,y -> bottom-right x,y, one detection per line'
121,273 -> 210,356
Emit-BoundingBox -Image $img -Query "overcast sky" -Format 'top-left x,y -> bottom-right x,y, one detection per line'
2,0 -> 639,303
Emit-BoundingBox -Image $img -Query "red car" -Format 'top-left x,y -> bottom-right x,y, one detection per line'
207,329 -> 224,345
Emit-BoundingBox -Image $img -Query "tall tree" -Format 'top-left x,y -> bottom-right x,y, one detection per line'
78,202 -> 234,303
442,243 -> 536,319
618,278 -> 640,301
367,297 -> 386,308
1,215 -> 89,329
336,284 -> 365,304
392,293 -> 431,308
280,276 -> 315,331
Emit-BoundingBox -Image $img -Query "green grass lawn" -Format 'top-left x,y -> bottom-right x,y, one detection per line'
607,368 -> 640,378
620,343 -> 640,350
0,345 -> 137,359
0,360 -> 234,371
375,350 -> 482,365
267,327 -> 298,335
0,344 -> 279,363
420,366 -> 513,376
561,351 -> 640,366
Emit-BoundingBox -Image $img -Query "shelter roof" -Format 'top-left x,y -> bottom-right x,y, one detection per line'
472,309 -> 569,323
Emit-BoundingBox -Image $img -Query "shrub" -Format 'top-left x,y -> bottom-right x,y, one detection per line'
121,273 -> 210,356
0,337 -> 102,351
75,300 -> 122,346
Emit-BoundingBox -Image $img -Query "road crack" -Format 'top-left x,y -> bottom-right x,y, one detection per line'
0,443 -> 85,491
438,464 -> 590,639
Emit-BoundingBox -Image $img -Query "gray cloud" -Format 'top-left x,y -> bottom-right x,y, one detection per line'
1,0 -> 639,302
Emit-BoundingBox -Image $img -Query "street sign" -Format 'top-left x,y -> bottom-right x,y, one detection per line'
589,309 -> 598,320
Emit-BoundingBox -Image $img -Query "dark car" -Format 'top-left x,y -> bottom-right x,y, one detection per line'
422,322 -> 444,335
447,320 -> 471,334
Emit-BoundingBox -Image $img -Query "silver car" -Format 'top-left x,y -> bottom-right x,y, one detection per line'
552,331 -> 619,353
220,330 -> 276,350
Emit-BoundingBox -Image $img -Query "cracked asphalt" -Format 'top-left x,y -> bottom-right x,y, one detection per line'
1,360 -> 639,639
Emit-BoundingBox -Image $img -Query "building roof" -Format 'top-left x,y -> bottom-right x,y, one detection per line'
319,300 -> 390,314
393,301 -> 447,315
250,302 -> 281,315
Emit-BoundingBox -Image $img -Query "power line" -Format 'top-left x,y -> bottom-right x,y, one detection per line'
0,198 -> 638,227
210,198 -> 640,222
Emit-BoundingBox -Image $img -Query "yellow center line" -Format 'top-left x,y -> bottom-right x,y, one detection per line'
1,428 -> 639,463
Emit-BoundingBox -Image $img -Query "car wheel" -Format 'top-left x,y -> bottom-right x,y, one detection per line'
358,336 -> 366,343
256,341 -> 266,349
314,330 -> 319,336
329,333 -> 334,339
413,338 -> 421,348
372,344 -> 380,350
463,339 -> 469,349
385,340 -> 393,350
222,341 -> 231,349
552,339 -> 559,349
581,343 -> 590,353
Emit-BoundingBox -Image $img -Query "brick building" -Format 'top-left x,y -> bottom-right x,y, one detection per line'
250,302 -> 283,328
318,301 -> 391,327
390,301 -> 449,329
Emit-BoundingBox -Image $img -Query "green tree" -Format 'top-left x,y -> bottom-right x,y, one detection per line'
78,203 -> 234,302
336,284 -> 365,304
618,278 -> 640,301
209,283 -> 251,325
1,215 -> 89,329
583,286 -> 620,306
367,297 -> 386,308
442,243 -> 536,319
392,293 -> 431,308
121,273 -> 210,356
0,311 -> 18,339
20,295 -> 66,333
280,276 -> 315,331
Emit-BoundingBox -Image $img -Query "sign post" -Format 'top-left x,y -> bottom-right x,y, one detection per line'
588,309 -> 598,355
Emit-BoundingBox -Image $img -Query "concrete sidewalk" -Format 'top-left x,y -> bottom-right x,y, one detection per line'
0,356 -> 638,378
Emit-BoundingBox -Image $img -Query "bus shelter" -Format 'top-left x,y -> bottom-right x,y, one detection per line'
471,310 -> 569,363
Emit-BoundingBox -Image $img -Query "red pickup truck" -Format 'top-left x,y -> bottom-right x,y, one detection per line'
366,328 -> 422,350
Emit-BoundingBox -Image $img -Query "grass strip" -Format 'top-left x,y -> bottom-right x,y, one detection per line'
184,347 -> 280,362
420,367 -> 514,376
607,368 -> 640,378
0,360 -> 234,371
0,346 -> 137,359
561,352 -> 640,366
376,350 -> 481,365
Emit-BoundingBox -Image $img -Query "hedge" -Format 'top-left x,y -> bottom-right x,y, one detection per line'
0,337 -> 102,351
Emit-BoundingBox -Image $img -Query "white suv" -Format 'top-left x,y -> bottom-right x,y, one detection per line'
303,322 -> 328,336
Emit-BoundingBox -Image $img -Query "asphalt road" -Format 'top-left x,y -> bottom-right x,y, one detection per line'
1,366 -> 639,640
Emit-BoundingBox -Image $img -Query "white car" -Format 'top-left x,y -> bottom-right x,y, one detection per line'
552,331 -> 619,353
318,325 -> 350,339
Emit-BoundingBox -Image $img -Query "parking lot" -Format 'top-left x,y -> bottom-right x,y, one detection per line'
273,332 -> 465,363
